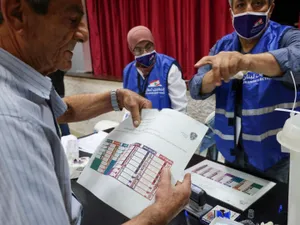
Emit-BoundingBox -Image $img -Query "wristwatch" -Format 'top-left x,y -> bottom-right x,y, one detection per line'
110,90 -> 122,111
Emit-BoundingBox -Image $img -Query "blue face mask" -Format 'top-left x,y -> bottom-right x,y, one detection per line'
232,8 -> 270,40
135,50 -> 156,67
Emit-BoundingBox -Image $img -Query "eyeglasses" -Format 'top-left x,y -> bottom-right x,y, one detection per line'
133,42 -> 154,56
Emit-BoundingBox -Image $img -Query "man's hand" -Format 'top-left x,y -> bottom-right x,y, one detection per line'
154,168 -> 191,223
117,89 -> 152,127
195,51 -> 250,86
59,90 -> 151,125
123,168 -> 191,225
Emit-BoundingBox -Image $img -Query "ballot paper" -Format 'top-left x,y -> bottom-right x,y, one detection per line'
77,109 -> 208,218
78,131 -> 108,154
185,160 -> 276,211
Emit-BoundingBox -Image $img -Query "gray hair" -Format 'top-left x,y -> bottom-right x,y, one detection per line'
228,0 -> 272,7
0,0 -> 50,24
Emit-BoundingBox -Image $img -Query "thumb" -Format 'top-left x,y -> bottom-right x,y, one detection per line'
181,173 -> 191,190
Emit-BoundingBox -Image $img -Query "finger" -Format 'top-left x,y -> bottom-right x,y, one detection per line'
181,173 -> 192,190
127,100 -> 141,127
140,97 -> 152,109
229,54 -> 242,76
133,97 -> 152,127
206,70 -> 221,87
220,57 -> 231,82
211,59 -> 222,86
158,168 -> 171,188
214,74 -> 222,86
194,56 -> 214,68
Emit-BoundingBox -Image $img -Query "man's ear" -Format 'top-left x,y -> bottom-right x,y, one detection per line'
1,0 -> 26,31
268,2 -> 275,19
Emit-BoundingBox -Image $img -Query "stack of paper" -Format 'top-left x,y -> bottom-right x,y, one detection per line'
78,131 -> 108,154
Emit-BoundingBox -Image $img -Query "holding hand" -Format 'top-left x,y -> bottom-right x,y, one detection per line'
123,168 -> 191,225
195,51 -> 250,86
154,168 -> 191,223
117,89 -> 152,127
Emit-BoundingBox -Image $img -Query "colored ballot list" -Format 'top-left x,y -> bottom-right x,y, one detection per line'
90,140 -> 173,200
185,160 -> 276,211
78,109 -> 208,218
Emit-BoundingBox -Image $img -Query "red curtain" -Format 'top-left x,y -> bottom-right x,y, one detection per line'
86,0 -> 233,81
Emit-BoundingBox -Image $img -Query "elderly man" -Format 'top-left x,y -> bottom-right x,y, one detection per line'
0,1 -> 191,225
189,0 -> 300,183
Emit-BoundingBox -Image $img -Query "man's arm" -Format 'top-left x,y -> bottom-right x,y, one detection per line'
244,29 -> 300,77
268,28 -> 300,75
58,89 -> 151,127
123,169 -> 191,225
195,29 -> 300,85
58,92 -> 112,123
189,45 -> 216,99
167,64 -> 188,112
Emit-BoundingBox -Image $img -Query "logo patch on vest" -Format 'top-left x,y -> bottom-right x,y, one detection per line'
148,80 -> 162,87
190,132 -> 198,141
146,80 -> 165,95
244,72 -> 271,84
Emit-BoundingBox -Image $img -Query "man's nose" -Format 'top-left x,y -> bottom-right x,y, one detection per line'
73,24 -> 89,43
245,3 -> 254,12
73,32 -> 84,43
142,49 -> 147,54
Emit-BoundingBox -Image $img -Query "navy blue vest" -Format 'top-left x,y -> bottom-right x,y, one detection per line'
123,53 -> 178,110
213,21 -> 299,171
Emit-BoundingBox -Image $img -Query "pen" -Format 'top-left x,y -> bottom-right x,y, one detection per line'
184,210 -> 192,225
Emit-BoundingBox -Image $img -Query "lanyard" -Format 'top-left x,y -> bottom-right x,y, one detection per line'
137,73 -> 149,97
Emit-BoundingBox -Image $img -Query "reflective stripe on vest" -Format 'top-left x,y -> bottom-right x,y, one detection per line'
217,102 -> 300,118
215,128 -> 281,142
242,128 -> 282,142
242,102 -> 300,116
214,129 -> 235,141
215,108 -> 234,118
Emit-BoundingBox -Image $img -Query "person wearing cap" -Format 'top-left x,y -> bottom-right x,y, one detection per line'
189,0 -> 300,183
123,26 -> 188,113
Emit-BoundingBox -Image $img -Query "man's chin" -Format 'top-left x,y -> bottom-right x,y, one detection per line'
57,60 -> 72,72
